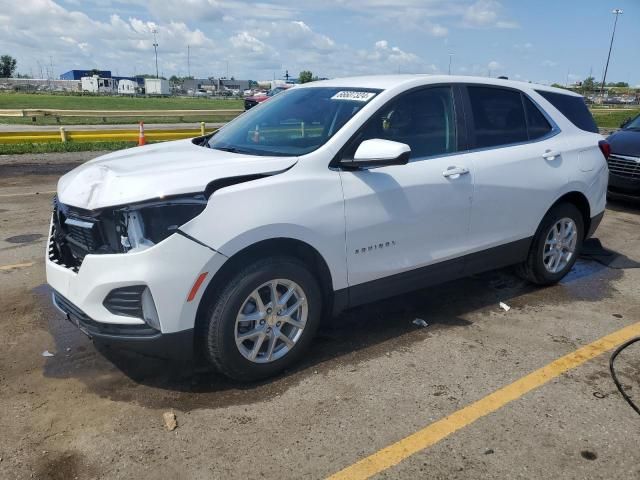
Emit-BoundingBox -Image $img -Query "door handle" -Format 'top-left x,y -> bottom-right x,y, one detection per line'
542,150 -> 560,161
442,166 -> 470,178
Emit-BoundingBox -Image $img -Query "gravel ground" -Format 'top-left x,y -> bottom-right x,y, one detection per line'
0,152 -> 639,480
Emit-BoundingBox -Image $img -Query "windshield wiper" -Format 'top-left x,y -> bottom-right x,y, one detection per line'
213,146 -> 251,154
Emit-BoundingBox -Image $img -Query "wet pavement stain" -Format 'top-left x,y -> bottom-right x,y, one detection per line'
5,233 -> 44,244
34,255 -> 624,412
35,282 -> 472,411
35,451 -> 90,480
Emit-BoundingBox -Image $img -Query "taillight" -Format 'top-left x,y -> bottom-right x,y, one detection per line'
598,140 -> 611,160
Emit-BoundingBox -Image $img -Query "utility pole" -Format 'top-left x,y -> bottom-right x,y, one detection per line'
152,28 -> 159,79
600,8 -> 623,98
448,53 -> 453,75
187,45 -> 191,78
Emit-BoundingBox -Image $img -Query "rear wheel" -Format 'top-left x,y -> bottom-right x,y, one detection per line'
202,256 -> 321,381
518,203 -> 584,285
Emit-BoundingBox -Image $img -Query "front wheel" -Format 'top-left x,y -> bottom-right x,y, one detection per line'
517,203 -> 584,285
202,257 -> 322,381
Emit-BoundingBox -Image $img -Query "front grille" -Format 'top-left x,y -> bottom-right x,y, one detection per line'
49,197 -> 113,271
103,286 -> 145,318
608,154 -> 640,179
66,221 -> 99,253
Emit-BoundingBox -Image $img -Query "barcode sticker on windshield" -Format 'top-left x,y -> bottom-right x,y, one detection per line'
331,91 -> 376,102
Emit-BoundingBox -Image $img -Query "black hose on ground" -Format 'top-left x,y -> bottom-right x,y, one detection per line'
609,336 -> 640,416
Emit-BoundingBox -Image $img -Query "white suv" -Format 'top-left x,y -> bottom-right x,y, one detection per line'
47,75 -> 609,380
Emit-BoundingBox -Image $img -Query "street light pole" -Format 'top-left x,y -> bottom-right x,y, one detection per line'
448,53 -> 453,75
152,28 -> 159,79
600,8 -> 623,98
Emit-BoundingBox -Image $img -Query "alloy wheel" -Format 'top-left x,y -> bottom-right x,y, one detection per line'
234,279 -> 308,364
543,217 -> 578,274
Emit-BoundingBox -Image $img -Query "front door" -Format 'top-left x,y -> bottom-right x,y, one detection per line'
338,86 -> 474,303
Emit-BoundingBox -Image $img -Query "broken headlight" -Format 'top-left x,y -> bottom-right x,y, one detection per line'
118,194 -> 207,252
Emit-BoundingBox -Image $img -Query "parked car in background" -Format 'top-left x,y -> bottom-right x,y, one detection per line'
244,85 -> 291,110
606,113 -> 640,200
47,75 -> 608,381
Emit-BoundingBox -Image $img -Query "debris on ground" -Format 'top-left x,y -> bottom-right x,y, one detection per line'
41,350 -> 55,357
412,318 -> 429,327
499,302 -> 511,312
485,448 -> 495,455
163,412 -> 178,431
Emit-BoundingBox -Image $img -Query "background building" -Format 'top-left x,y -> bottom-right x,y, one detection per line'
61,69 -> 111,80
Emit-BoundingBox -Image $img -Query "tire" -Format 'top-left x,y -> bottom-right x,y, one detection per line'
202,256 -> 322,381
517,203 -> 584,285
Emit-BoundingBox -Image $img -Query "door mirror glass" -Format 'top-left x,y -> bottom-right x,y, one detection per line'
341,139 -> 411,169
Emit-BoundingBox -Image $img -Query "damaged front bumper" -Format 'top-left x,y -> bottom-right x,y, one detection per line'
46,218 -> 227,357
51,290 -> 195,361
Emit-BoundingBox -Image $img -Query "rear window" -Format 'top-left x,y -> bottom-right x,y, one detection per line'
535,90 -> 598,133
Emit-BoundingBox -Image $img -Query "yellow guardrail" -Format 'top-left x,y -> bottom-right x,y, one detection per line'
0,124 -> 218,144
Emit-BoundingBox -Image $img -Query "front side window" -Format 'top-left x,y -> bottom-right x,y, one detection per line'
348,86 -> 457,159
468,86 -> 528,148
208,87 -> 380,157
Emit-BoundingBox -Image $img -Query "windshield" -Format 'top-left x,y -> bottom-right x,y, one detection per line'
623,115 -> 640,130
208,87 -> 380,156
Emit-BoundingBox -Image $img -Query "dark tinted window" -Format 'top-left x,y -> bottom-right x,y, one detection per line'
467,86 -> 528,148
523,96 -> 552,139
536,90 -> 598,133
353,86 -> 457,159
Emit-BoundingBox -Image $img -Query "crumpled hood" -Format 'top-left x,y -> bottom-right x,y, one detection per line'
57,139 -> 298,210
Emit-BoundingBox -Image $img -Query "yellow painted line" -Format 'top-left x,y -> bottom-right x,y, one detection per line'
327,321 -> 640,480
0,190 -> 56,198
0,261 -> 34,271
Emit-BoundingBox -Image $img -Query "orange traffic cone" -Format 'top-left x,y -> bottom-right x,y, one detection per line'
138,121 -> 146,146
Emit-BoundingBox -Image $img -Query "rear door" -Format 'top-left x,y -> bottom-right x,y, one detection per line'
459,85 -> 569,259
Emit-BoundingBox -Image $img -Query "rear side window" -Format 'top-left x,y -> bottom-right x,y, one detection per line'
535,90 -> 598,133
467,86 -> 528,148
523,96 -> 552,139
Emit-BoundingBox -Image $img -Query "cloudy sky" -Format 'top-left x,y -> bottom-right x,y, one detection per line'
0,0 -> 637,85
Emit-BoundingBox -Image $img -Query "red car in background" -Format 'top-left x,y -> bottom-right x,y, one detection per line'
244,85 -> 291,110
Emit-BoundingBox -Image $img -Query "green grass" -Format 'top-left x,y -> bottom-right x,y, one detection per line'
0,92 -> 243,110
591,108 -> 640,129
0,141 -> 145,155
0,92 -> 243,125
0,114 -> 239,126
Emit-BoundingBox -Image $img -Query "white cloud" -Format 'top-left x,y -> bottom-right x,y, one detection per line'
463,0 -> 518,29
487,60 -> 502,71
541,60 -> 558,67
0,0 -> 524,80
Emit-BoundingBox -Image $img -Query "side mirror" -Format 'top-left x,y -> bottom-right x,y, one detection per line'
341,139 -> 411,169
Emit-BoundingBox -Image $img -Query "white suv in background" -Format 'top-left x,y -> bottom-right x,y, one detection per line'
47,75 -> 609,380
